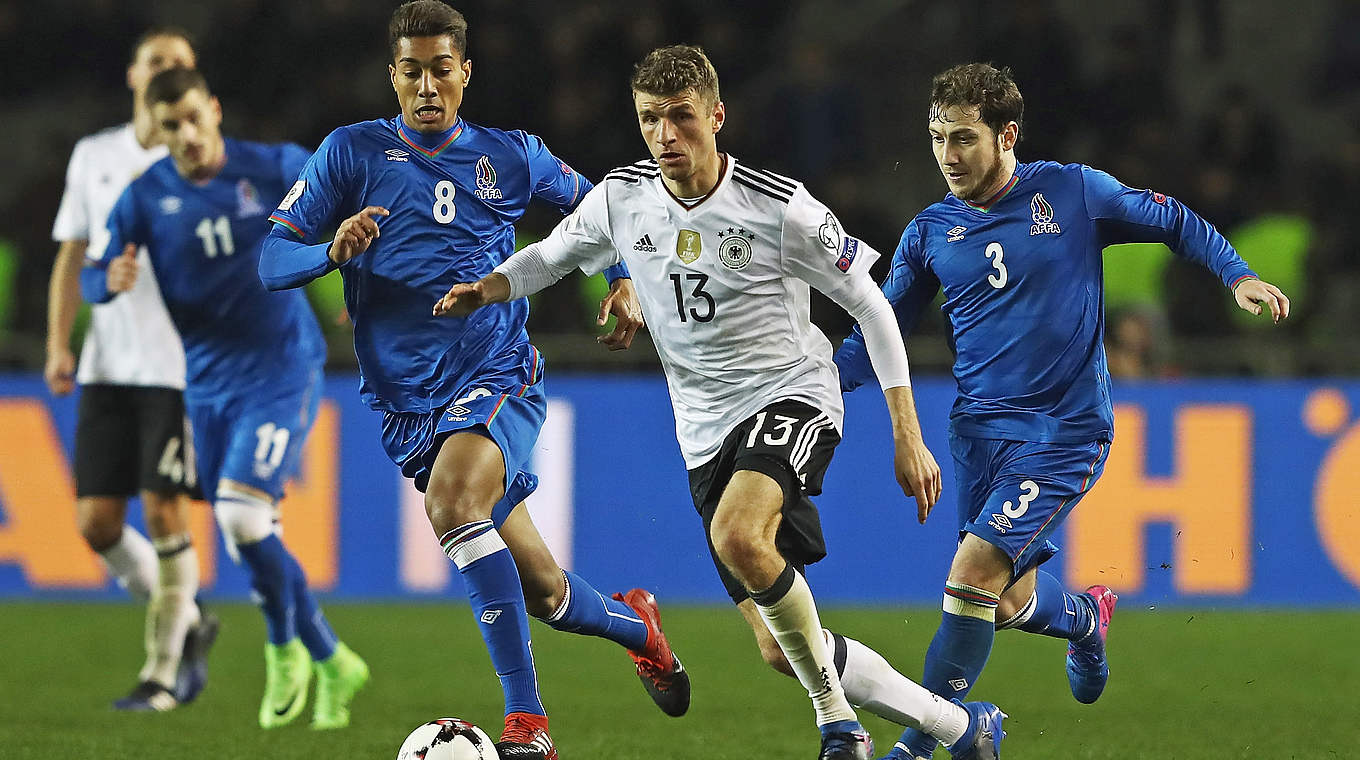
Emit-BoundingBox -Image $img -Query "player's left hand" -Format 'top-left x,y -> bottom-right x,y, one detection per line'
1233,278 -> 1290,323
597,278 -> 644,351
894,434 -> 943,524
433,274 -> 510,317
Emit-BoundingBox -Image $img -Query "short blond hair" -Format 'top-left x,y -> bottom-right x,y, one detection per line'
630,45 -> 720,105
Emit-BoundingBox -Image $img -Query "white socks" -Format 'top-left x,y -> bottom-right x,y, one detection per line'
97,526 -> 157,602
826,630 -> 970,746
752,567 -> 856,726
139,533 -> 200,690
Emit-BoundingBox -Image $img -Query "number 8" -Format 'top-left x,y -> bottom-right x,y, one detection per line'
433,180 -> 457,223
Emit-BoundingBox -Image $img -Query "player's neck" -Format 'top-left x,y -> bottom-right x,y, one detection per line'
176,139 -> 227,184
131,107 -> 163,151
397,114 -> 463,148
970,155 -> 1018,206
663,152 -> 725,201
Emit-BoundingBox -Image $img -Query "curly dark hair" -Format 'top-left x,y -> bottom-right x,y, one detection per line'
388,0 -> 468,60
630,45 -> 720,105
929,63 -> 1024,140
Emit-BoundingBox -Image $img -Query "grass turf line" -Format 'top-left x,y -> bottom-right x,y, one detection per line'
1,603 -> 1355,759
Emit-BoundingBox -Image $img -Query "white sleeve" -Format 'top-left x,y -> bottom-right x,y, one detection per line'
781,185 -> 911,389
51,140 -> 89,242
493,182 -> 621,299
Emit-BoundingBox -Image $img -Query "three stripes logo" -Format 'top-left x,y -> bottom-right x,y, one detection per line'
1030,193 -> 1062,236
633,234 -> 657,253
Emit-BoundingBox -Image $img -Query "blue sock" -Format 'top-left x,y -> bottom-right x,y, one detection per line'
542,570 -> 649,651
443,521 -> 544,717
898,582 -> 1000,759
819,718 -> 864,738
999,570 -> 1095,641
288,551 -> 339,661
235,534 -> 298,646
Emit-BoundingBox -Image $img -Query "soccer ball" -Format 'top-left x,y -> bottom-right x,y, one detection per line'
396,718 -> 496,760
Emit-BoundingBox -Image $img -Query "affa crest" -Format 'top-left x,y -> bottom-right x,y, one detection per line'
1029,193 -> 1061,236
236,178 -> 265,218
475,155 -> 502,200
676,229 -> 702,264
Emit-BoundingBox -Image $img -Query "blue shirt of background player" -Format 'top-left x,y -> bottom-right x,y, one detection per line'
258,116 -> 627,414
836,161 -> 1258,444
82,138 -> 325,406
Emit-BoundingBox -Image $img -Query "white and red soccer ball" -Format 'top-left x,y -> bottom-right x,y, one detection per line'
396,718 -> 496,760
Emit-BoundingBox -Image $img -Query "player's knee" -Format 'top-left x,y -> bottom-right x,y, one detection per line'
709,516 -> 762,574
140,492 -> 182,536
76,499 -> 125,551
214,490 -> 275,546
423,480 -> 496,535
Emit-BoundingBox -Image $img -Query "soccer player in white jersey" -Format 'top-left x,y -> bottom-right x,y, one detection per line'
46,27 -> 217,712
435,45 -> 1006,760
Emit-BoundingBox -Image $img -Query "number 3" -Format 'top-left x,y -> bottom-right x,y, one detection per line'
1002,480 -> 1039,518
985,241 -> 1007,289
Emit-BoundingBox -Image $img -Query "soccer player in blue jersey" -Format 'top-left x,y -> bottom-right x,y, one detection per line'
256,3 -> 681,757
836,63 -> 1290,760
81,68 -> 369,731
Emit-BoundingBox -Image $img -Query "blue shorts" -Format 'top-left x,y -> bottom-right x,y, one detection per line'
951,434 -> 1110,578
380,343 -> 545,527
187,370 -> 322,502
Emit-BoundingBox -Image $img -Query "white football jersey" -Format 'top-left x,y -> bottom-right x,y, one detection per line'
52,123 -> 186,389
522,156 -> 887,469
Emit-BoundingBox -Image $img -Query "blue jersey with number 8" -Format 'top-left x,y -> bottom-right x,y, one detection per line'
263,116 -> 600,414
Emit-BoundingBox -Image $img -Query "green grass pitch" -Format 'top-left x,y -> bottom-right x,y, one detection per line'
2,602 -> 1356,759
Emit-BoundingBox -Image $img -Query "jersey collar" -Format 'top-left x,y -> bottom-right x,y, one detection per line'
661,153 -> 730,212
961,171 -> 1019,213
396,116 -> 465,158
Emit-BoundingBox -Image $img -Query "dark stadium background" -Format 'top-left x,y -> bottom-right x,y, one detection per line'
2,0 -> 1358,376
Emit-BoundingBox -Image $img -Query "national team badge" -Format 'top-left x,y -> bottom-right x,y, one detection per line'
159,196 -> 182,215
718,227 -> 754,270
236,178 -> 265,218
1029,193 -> 1061,236
475,155 -> 502,200
676,229 -> 702,263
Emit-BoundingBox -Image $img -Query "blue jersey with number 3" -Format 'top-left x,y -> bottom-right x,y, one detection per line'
262,116 -> 596,414
84,138 -> 324,405
836,161 -> 1257,444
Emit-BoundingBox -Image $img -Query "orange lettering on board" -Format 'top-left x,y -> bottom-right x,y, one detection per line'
0,400 -> 104,587
277,401 -> 339,589
1067,404 -> 1251,594
1314,420 -> 1360,590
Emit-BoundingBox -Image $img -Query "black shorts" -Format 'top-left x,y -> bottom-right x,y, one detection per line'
688,399 -> 840,604
74,384 -> 197,499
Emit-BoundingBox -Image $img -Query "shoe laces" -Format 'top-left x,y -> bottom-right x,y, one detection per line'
501,714 -> 548,745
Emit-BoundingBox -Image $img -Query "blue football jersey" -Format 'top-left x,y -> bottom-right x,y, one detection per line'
82,138 -> 325,404
837,161 -> 1257,443
260,116 -> 612,413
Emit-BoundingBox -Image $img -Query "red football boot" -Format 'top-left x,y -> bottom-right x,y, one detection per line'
613,588 -> 691,717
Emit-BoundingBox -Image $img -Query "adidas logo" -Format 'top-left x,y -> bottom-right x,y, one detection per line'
633,234 -> 657,252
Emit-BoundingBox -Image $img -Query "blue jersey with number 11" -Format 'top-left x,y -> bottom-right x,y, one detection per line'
262,116 -> 596,414
837,161 -> 1257,444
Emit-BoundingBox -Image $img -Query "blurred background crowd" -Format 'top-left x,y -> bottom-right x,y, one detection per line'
3,0 -> 1357,376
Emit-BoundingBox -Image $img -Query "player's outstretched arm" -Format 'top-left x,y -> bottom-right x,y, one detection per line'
884,385 -> 943,523
596,278 -> 644,351
1233,277 -> 1290,323
433,274 -> 511,317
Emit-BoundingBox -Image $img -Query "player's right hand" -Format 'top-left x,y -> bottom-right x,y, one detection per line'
328,206 -> 389,265
43,346 -> 76,396
106,243 -> 138,293
433,281 -> 488,317
894,434 -> 943,524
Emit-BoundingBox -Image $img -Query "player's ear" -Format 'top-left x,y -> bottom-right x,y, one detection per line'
711,100 -> 725,134
126,63 -> 136,92
389,63 -> 398,92
210,96 -> 222,124
999,121 -> 1019,152
461,58 -> 472,86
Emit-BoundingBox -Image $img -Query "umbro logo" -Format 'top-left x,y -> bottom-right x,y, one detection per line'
946,225 -> 967,242
633,234 -> 657,252
385,148 -> 409,162
480,609 -> 502,624
948,678 -> 969,692
987,513 -> 1012,534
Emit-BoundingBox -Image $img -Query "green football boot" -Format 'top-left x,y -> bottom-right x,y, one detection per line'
259,639 -> 312,729
311,642 -> 369,730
